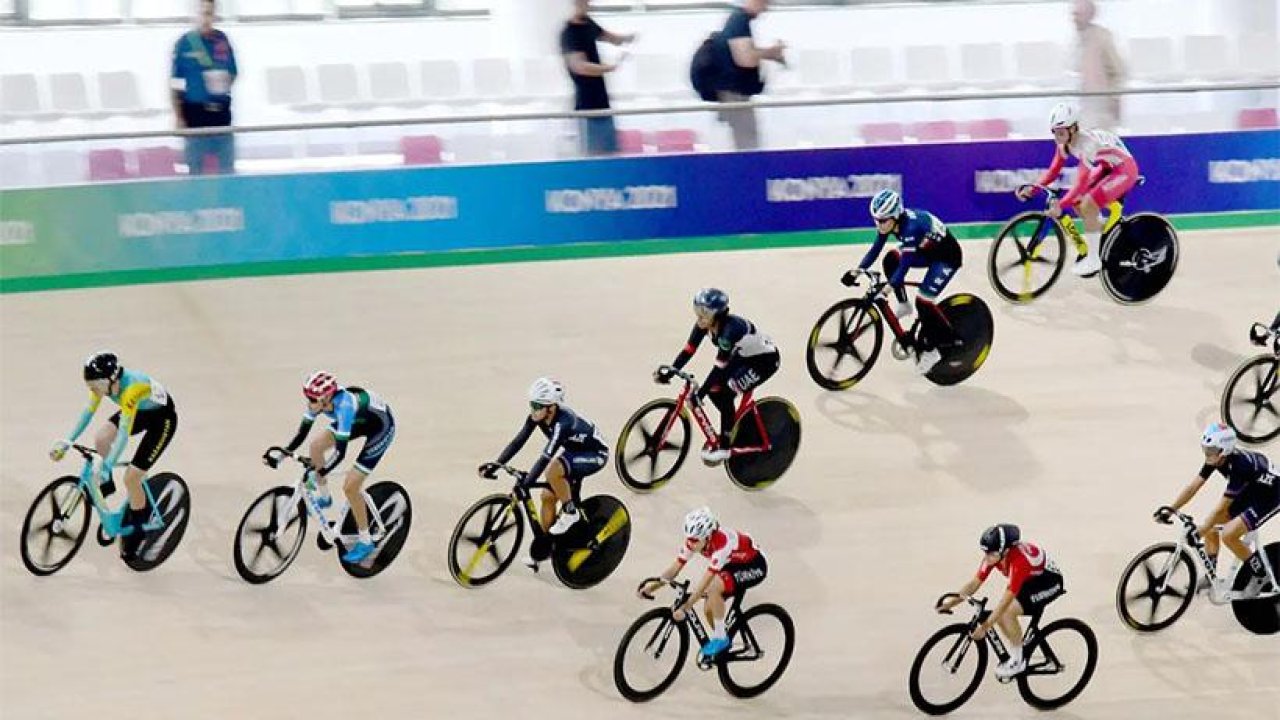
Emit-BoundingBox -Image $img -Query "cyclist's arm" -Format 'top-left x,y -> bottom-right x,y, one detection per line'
523,417 -> 565,486
979,587 -> 1018,632
283,413 -> 316,453
66,392 -> 103,443
672,326 -> 708,370
659,557 -> 686,581
495,417 -> 536,466
1058,162 -> 1098,212
1035,147 -> 1067,188
104,384 -> 149,468
857,231 -> 889,271
318,400 -> 356,477
1167,470 -> 1211,511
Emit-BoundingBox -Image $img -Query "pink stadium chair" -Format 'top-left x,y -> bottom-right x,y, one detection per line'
860,122 -> 906,145
1238,107 -> 1279,129
617,129 -> 645,155
961,118 -> 1012,140
400,135 -> 444,165
87,148 -> 130,181
911,120 -> 958,142
653,129 -> 698,154
136,146 -> 180,177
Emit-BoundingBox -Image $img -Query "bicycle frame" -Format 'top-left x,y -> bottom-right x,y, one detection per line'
1019,182 -> 1133,256
656,367 -> 771,457
1153,507 -> 1279,601
936,594 -> 1050,679
267,450 -> 390,547
851,272 -> 923,347
641,577 -> 756,667
64,444 -> 163,536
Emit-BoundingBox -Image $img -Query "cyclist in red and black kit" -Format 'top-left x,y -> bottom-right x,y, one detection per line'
640,507 -> 767,660
656,288 -> 779,465
938,524 -> 1065,680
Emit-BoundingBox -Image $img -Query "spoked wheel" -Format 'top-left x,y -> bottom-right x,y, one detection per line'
805,298 -> 884,390
908,623 -> 988,716
1115,542 -> 1197,632
613,607 -> 690,703
1099,214 -> 1179,305
123,472 -> 191,572
20,477 -> 91,576
234,486 -> 308,584
553,495 -> 631,589
716,603 -> 796,699
1016,618 -> 1098,710
615,399 -> 691,492
925,294 -> 995,387
1222,354 -> 1280,444
725,397 -> 802,491
336,481 -> 412,579
448,493 -> 524,587
987,211 -> 1066,304
1230,542 -> 1280,635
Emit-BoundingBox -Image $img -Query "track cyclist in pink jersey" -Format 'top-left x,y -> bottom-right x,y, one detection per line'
1017,101 -> 1140,277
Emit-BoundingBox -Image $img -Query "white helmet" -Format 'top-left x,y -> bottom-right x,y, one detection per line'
1049,101 -> 1080,131
683,506 -> 718,541
1201,423 -> 1236,455
528,377 -> 564,407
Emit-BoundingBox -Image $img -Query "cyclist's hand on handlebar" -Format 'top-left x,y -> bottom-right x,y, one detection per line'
653,366 -> 675,384
637,579 -> 660,600
840,269 -> 863,287
49,439 -> 70,462
1153,506 -> 1175,524
478,462 -> 501,480
1250,323 -> 1270,346
1014,185 -> 1035,202
262,447 -> 285,468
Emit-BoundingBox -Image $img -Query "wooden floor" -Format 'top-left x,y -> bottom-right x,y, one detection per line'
2,228 -> 1277,719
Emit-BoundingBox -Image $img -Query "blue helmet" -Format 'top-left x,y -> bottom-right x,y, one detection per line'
869,189 -> 903,220
693,287 -> 729,317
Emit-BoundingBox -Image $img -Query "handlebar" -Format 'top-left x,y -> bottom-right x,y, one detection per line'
637,576 -> 691,602
1154,505 -> 1193,526
935,592 -> 987,616
1249,322 -> 1280,353
843,268 -> 892,296
70,443 -> 98,461
1016,183 -> 1064,202
654,364 -> 700,387
263,446 -> 313,471
478,462 -> 556,491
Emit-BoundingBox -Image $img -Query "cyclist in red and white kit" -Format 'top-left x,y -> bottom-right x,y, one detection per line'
1016,101 -> 1140,277
937,524 -> 1065,680
639,507 -> 768,660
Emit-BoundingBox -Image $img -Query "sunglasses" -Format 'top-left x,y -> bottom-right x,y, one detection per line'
530,402 -> 551,411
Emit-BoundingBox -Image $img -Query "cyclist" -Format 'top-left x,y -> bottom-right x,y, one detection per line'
1017,100 -> 1140,277
1155,423 -> 1279,603
937,524 -> 1065,680
843,188 -> 963,375
639,507 -> 768,660
657,288 -> 779,465
49,351 -> 178,561
479,378 -> 608,566
263,371 -> 396,564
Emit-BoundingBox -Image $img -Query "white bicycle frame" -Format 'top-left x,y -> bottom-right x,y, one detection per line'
274,473 -> 390,548
1157,514 -> 1279,603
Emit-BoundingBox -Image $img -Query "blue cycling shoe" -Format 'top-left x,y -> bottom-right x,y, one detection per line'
342,540 -> 375,563
700,636 -> 730,660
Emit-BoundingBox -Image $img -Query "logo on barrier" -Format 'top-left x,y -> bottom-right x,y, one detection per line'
765,174 -> 901,203
545,186 -> 678,214
329,196 -> 459,225
1208,159 -> 1280,184
974,168 -> 1077,194
0,221 -> 35,246
117,208 -> 245,238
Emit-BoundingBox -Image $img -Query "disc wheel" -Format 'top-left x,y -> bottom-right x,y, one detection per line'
123,472 -> 191,572
725,397 -> 802,490
924,294 -> 995,387
1099,213 -> 1179,305
337,481 -> 413,579
552,495 -> 631,589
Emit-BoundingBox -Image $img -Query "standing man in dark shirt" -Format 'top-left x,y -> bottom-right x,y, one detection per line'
560,0 -> 635,157
717,0 -> 785,150
170,0 -> 238,175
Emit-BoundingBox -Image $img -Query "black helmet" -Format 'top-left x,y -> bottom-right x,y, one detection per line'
979,524 -> 1020,554
83,351 -> 120,382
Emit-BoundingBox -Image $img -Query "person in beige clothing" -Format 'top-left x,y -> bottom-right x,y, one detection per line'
1072,0 -> 1126,130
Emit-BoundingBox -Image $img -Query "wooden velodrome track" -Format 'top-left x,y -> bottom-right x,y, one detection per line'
2,227 -> 1276,719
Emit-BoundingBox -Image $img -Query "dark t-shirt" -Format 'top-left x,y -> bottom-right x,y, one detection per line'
561,18 -> 610,110
717,9 -> 762,96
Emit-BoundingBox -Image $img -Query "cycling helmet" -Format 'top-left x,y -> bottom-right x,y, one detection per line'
869,189 -> 903,221
303,371 -> 339,402
528,377 -> 565,407
1049,101 -> 1080,131
693,288 -> 730,317
83,351 -> 121,382
1200,422 -> 1237,456
684,506 -> 718,542
979,523 -> 1021,554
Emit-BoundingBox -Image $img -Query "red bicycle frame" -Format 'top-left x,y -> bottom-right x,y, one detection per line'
657,376 -> 772,457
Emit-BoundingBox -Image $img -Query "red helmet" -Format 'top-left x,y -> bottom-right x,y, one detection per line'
303,371 -> 339,401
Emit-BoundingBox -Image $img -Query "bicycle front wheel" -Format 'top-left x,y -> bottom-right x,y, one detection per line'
233,486 -> 308,584
613,608 -> 690,702
805,297 -> 884,390
1016,618 -> 1098,710
1222,354 -> 1280,445
20,477 -> 91,576
448,494 -> 524,587
987,211 -> 1066,304
615,399 -> 690,493
1115,542 -> 1196,632
908,623 -> 988,716
716,603 -> 796,698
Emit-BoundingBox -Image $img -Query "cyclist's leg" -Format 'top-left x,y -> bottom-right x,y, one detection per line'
119,405 -> 176,554
1199,500 -> 1233,567
307,432 -> 336,496
881,249 -> 909,305
705,372 -> 738,446
541,456 -> 570,531
1086,158 -> 1139,240
727,352 -> 779,400
914,262 -> 960,351
347,421 -> 396,536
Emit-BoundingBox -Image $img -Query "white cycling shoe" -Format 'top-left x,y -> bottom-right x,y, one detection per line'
1071,253 -> 1102,277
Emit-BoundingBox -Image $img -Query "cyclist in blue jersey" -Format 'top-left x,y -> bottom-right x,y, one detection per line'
263,371 -> 396,564
50,352 -> 178,560
842,189 -> 964,375
479,378 -> 609,569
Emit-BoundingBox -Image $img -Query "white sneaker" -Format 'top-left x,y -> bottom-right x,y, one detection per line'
701,446 -> 732,465
549,507 -> 580,536
894,300 -> 914,320
1071,253 -> 1102,277
915,348 -> 942,375
995,655 -> 1026,680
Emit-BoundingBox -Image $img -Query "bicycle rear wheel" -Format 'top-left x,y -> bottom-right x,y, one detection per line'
338,481 -> 413,579
725,397 -> 802,491
553,495 -> 631,589
1100,214 -> 1179,305
448,493 -> 524,587
614,608 -> 690,702
805,297 -> 883,390
925,294 -> 995,387
987,211 -> 1066,304
1115,542 -> 1197,632
615,399 -> 690,493
20,477 -> 91,577
716,603 -> 796,698
1230,541 -> 1280,635
1016,618 -> 1098,710
124,472 -> 191,572
908,623 -> 988,715
234,486 -> 308,584
1221,354 -> 1280,445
